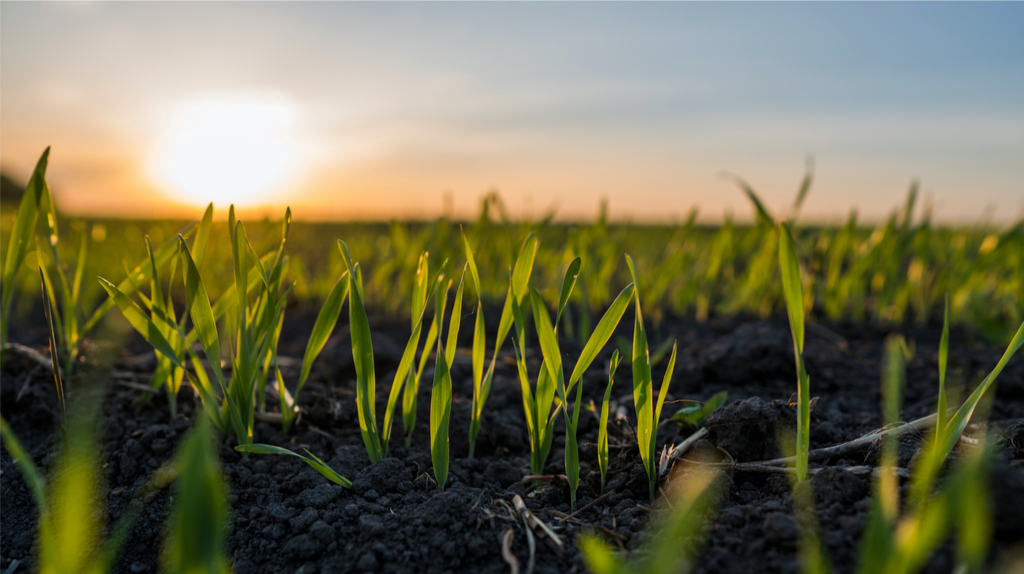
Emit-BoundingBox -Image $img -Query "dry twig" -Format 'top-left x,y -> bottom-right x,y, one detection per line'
500,529 -> 519,574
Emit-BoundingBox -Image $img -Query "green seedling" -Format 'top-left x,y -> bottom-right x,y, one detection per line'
580,467 -> 722,574
38,266 -> 68,447
4,147 -> 86,376
626,254 -> 677,501
34,189 -> 89,377
1,148 -> 50,362
672,391 -> 728,427
430,266 -> 466,489
339,240 -> 446,462
468,232 -> 538,457
8,149 -> 203,376
2,413 -> 104,574
936,296 -> 950,441
858,334 -> 907,574
463,233 -> 486,457
400,252 -> 441,448
164,416 -> 232,574
530,260 -> 634,510
508,249 -> 633,498
856,334 -> 998,574
97,205 -> 216,418
339,239 -> 382,461
175,207 -> 292,444
283,270 -> 350,432
598,350 -> 621,494
1,409 -> 180,574
234,443 -> 351,488
778,222 -> 812,481
908,316 -> 1024,508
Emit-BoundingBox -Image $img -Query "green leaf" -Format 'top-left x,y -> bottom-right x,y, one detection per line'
296,273 -> 349,395
234,444 -> 352,488
578,535 -> 622,574
531,286 -> 586,508
445,266 -> 466,367
724,172 -> 775,227
412,252 -> 430,325
2,147 -> 49,318
531,288 -> 564,390
512,342 -> 538,441
165,417 -> 231,574
567,283 -> 634,391
779,222 -> 811,482
936,296 -> 950,438
787,156 -> 814,224
626,254 -> 655,498
178,237 -> 225,388
82,222 -> 197,336
672,391 -> 728,426
385,268 -> 443,451
598,350 -> 619,493
429,343 -> 452,489
778,223 -> 805,354
938,319 -> 1024,459
0,416 -> 47,512
462,232 -> 482,300
654,343 -> 677,425
96,277 -> 185,371
511,233 -> 538,301
430,275 -> 455,488
556,257 -> 581,326
857,498 -> 894,574
191,203 -> 214,269
338,240 -> 383,462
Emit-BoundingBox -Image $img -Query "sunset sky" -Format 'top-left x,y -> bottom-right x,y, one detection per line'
2,2 -> 1022,223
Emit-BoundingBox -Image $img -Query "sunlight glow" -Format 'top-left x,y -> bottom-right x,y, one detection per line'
153,99 -> 299,208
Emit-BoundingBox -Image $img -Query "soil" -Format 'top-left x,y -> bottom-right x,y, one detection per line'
3,311 -> 1023,574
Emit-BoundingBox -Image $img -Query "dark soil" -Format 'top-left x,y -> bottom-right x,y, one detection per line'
3,312 -> 1024,574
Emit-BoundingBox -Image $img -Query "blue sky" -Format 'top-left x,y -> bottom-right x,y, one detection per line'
2,2 -> 1022,223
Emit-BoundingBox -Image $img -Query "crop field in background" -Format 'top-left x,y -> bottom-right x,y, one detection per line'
4,187 -> 1022,342
2,152 -> 1023,574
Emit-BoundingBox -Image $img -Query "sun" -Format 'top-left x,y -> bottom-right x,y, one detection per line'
153,99 -> 299,208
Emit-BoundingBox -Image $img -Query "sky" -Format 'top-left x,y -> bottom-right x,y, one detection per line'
2,2 -> 1022,224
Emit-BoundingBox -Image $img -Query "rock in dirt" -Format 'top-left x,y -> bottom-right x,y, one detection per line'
864,430 -> 922,468
811,467 -> 870,506
705,397 -> 795,462
352,457 -> 411,495
702,321 -> 795,383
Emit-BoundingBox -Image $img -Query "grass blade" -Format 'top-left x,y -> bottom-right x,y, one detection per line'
936,296 -> 950,439
779,222 -> 811,481
598,350 -> 620,494
937,319 -> 1024,458
177,236 -> 225,386
339,240 -> 383,462
530,286 -> 582,508
234,444 -> 352,488
2,147 -> 49,350
96,277 -> 185,372
81,222 -> 197,336
164,417 -> 231,574
723,171 -> 774,226
296,273 -> 349,396
0,416 -> 47,511
556,257 -> 581,326
430,273 -> 456,487
567,283 -> 634,390
511,233 -> 539,300
626,254 -> 656,499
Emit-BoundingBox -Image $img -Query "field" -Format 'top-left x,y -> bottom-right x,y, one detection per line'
2,155 -> 1024,574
